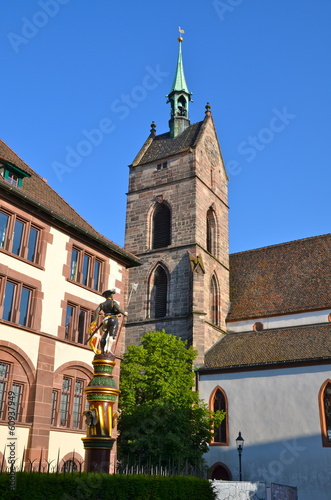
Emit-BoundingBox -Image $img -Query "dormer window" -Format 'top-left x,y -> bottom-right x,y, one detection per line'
0,161 -> 30,188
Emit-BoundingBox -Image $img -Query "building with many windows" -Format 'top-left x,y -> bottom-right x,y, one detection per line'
0,139 -> 139,470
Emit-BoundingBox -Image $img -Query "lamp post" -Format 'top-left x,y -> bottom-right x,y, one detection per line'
236,431 -> 244,481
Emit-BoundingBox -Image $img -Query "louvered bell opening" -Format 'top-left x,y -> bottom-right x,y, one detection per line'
207,209 -> 216,254
154,267 -> 167,318
153,204 -> 171,249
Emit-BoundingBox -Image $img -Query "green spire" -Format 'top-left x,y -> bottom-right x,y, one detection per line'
169,40 -> 190,95
166,33 -> 192,138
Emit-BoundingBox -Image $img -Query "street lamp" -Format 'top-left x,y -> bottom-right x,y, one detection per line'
236,431 -> 244,481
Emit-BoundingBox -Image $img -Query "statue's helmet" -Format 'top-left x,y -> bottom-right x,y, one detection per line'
102,289 -> 116,299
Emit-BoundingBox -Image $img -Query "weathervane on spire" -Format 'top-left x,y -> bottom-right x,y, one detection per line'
178,26 -> 184,42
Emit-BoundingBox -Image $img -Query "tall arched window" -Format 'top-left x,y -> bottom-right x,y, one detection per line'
210,274 -> 220,326
150,265 -> 168,318
152,203 -> 171,249
206,207 -> 217,256
319,380 -> 331,447
210,387 -> 228,445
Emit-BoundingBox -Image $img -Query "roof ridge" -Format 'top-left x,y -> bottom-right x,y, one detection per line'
230,232 -> 331,257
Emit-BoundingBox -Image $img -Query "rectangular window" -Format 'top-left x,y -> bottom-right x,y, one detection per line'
73,380 -> 83,428
64,303 -> 92,345
51,390 -> 58,425
0,363 -> 9,419
69,247 -> 103,292
60,377 -> 71,427
1,280 -> 32,327
0,212 -> 9,249
0,210 -> 40,263
82,254 -> 91,286
11,383 -> 23,421
93,260 -> 101,291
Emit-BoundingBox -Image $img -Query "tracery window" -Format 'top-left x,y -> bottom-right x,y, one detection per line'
320,380 -> 331,447
210,387 -> 228,445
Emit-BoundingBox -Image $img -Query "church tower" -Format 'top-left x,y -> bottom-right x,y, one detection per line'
124,35 -> 229,362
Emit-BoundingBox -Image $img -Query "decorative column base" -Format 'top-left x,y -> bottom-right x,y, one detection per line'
82,353 -> 119,473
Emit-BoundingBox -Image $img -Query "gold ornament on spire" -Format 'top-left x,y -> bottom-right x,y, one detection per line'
178,26 -> 184,42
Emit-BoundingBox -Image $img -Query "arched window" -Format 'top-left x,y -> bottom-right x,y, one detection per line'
149,264 -> 168,318
319,380 -> 331,447
206,207 -> 217,256
209,274 -> 220,326
152,203 -> 171,249
210,387 -> 228,445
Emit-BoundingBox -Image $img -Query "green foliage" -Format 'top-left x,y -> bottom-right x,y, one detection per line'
118,330 -> 225,467
0,472 -> 216,500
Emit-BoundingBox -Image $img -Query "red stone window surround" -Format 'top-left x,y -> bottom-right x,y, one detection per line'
210,273 -> 220,327
64,239 -> 107,293
319,379 -> 331,447
209,386 -> 229,446
0,265 -> 43,331
0,203 -> 51,269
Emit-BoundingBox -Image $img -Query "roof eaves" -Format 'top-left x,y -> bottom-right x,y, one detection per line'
0,181 -> 141,268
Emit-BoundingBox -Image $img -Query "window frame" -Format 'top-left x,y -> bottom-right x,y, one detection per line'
0,361 -> 26,424
209,274 -> 220,327
52,375 -> 87,430
148,263 -> 169,319
0,208 -> 40,264
69,246 -> 103,292
1,277 -> 33,328
64,302 -> 93,345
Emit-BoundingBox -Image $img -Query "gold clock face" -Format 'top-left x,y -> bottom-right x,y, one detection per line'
204,137 -> 219,167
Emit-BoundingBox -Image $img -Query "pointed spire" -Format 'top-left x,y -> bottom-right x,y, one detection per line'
169,37 -> 190,95
166,29 -> 193,138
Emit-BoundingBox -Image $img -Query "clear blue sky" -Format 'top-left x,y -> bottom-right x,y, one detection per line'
1,1 -> 330,253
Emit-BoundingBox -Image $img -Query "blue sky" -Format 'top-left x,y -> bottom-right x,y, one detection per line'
1,1 -> 330,253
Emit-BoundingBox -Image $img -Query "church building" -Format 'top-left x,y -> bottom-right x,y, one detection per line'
124,37 -> 331,500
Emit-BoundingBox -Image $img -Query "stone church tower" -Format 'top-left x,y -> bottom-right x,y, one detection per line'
124,37 -> 229,362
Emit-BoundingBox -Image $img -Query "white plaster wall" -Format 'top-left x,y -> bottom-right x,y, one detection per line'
0,252 -> 45,283
41,228 -> 70,335
227,309 -> 331,333
54,342 -> 93,373
199,365 -> 331,500
48,430 -> 85,464
0,324 -> 39,370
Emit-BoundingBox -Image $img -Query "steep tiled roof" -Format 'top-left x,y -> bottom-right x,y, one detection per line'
203,323 -> 331,370
132,121 -> 204,166
0,139 -> 140,266
228,234 -> 331,321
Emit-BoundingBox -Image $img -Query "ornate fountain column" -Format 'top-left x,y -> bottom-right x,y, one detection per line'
82,352 -> 119,473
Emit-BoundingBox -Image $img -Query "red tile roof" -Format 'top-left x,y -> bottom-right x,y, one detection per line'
0,139 -> 140,266
203,323 -> 331,370
228,234 -> 331,321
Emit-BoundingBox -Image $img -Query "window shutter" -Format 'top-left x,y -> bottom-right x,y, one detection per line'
153,204 -> 171,249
